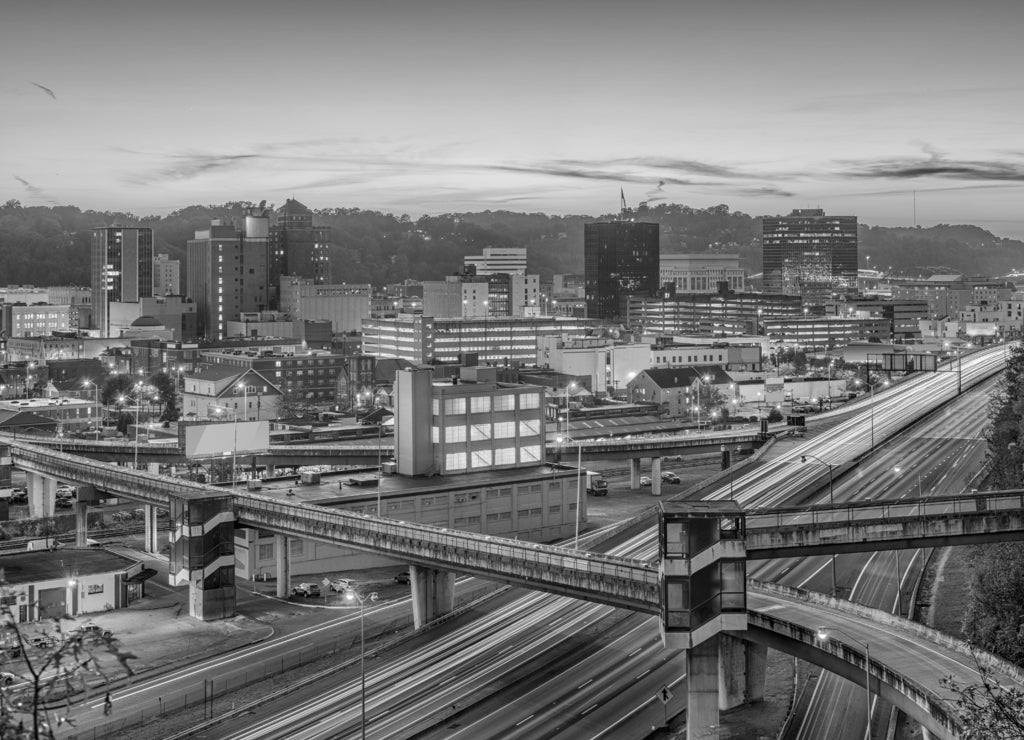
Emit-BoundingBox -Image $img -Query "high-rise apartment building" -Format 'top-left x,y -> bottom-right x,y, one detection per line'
584,221 -> 660,321
91,226 -> 154,337
153,253 -> 181,296
762,209 -> 858,299
269,199 -> 331,307
187,212 -> 270,340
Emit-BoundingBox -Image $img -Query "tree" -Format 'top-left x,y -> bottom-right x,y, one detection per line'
943,664 -> 1024,739
277,387 -> 317,421
99,375 -> 136,408
0,583 -> 135,739
147,371 -> 179,422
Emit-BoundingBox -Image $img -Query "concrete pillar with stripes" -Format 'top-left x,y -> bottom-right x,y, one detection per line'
168,493 -> 236,620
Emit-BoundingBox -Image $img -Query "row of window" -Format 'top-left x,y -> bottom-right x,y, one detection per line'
434,392 -> 541,415
444,445 -> 542,470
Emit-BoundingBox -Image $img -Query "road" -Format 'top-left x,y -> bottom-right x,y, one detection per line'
169,347 -> 1011,739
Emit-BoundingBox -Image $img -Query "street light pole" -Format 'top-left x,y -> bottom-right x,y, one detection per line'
816,627 -> 871,740
801,454 -> 836,596
346,588 -> 379,740
574,440 -> 582,549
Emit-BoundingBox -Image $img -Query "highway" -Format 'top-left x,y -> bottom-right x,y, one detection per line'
170,346 -> 1011,739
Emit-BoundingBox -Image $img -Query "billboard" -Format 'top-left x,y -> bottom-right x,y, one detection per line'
880,353 -> 938,373
184,420 -> 270,459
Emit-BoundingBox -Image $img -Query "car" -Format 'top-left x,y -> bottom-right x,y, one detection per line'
10,488 -> 27,504
55,497 -> 73,509
639,476 -> 652,487
29,635 -> 54,649
661,471 -> 680,484
394,571 -> 411,585
292,582 -> 321,598
56,486 -> 75,499
0,671 -> 16,687
329,578 -> 354,593
69,623 -> 112,641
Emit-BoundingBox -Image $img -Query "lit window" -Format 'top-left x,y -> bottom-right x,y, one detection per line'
520,445 -> 541,463
445,452 -> 466,470
471,449 -> 492,468
445,425 -> 466,443
493,394 -> 514,411
519,393 -> 540,409
494,447 -> 516,465
445,397 -> 466,415
493,421 -> 515,438
470,423 -> 492,440
518,420 -> 540,437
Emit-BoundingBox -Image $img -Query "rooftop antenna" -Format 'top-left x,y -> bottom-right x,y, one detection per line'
913,190 -> 917,227
620,188 -> 627,216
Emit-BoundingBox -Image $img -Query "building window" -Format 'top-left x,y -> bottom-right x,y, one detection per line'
519,420 -> 540,437
432,426 -> 439,443
258,543 -> 274,560
446,452 -> 467,471
445,425 -> 466,443
471,423 -> 492,440
470,396 -> 491,413
493,394 -> 514,411
549,505 -> 561,514
444,397 -> 466,415
520,392 -> 540,409
520,445 -> 541,463
432,399 -> 440,415
494,421 -> 515,438
290,539 -> 304,556
494,447 -> 516,465
471,449 -> 492,468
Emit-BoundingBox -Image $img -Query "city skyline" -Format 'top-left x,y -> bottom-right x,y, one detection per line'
5,1 -> 1024,236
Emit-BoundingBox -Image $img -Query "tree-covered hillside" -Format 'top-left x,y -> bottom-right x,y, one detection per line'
2,198 -> 1024,288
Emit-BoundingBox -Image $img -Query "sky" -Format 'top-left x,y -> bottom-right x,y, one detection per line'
4,0 -> 1024,235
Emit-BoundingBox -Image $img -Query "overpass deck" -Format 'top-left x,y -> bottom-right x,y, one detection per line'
745,490 -> 1024,558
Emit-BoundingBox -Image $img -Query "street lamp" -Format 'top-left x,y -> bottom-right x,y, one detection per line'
815,627 -> 872,740
564,382 -> 577,441
82,379 -> 99,428
345,587 -> 379,740
801,454 -> 836,596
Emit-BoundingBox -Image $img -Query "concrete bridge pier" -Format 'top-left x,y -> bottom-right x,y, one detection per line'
265,464 -> 276,478
143,504 -> 160,553
630,458 -> 642,488
168,494 -> 236,620
26,472 -> 56,518
688,636 -> 721,739
410,564 -> 455,628
718,634 -> 767,709
74,501 -> 89,546
651,457 -> 662,496
275,534 -> 290,598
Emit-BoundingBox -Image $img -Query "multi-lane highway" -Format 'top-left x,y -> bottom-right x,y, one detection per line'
168,346 -> 1011,739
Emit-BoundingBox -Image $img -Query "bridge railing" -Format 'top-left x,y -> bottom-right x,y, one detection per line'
746,490 -> 1024,530
236,493 -> 659,585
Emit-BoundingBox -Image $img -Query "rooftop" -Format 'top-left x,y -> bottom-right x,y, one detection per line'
0,547 -> 140,586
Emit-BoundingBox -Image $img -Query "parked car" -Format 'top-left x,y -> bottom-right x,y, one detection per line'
10,488 -> 27,504
639,476 -> 652,487
29,635 -> 54,649
661,471 -> 680,484
56,486 -> 75,499
329,578 -> 354,593
69,623 -> 112,641
395,571 -> 411,585
292,582 -> 321,598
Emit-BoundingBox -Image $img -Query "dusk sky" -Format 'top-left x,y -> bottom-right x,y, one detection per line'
5,0 -> 1024,235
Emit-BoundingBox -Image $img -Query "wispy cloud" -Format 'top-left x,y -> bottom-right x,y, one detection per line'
840,147 -> 1024,182
13,175 -> 58,204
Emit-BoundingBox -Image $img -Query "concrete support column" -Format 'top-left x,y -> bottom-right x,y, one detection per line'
27,472 -> 56,519
630,458 -> 642,488
167,494 -> 236,620
275,534 -> 290,598
74,501 -> 89,546
265,464 -> 276,478
409,564 -> 455,629
687,635 -> 721,740
143,504 -> 159,554
718,634 -> 767,710
651,457 -> 663,496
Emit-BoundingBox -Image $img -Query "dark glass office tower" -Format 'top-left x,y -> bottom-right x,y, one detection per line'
91,226 -> 153,337
762,209 -> 858,300
269,198 -> 331,308
584,221 -> 660,321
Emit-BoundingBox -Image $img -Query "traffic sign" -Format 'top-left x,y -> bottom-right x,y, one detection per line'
657,685 -> 673,704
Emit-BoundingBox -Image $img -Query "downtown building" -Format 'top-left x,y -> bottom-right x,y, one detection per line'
269,199 -> 332,307
660,254 -> 746,293
762,209 -> 858,301
187,212 -> 271,341
584,221 -> 660,321
626,284 -> 804,336
91,226 -> 154,337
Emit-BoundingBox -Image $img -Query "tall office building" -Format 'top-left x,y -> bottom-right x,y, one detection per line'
187,212 -> 270,340
584,221 -> 660,321
762,209 -> 858,299
153,253 -> 181,296
269,199 -> 331,307
91,226 -> 153,337
464,247 -> 528,276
